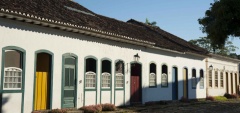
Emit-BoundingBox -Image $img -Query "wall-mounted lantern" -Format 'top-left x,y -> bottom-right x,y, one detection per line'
209,65 -> 213,70
134,53 -> 140,62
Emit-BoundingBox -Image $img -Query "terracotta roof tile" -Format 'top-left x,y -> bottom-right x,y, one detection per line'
0,0 -> 208,55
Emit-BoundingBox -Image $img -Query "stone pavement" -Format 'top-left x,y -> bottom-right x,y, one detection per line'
114,100 -> 240,113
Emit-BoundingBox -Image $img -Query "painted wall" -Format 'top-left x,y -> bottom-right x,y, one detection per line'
208,58 -> 239,96
0,18 -> 206,112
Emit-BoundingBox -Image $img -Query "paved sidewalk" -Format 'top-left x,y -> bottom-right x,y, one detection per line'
114,100 -> 240,113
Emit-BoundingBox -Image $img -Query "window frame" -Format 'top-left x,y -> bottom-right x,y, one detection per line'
1,46 -> 26,92
220,71 -> 224,88
209,70 -> 212,88
199,69 -> 204,89
161,64 -> 168,88
101,59 -> 112,90
4,67 -> 22,90
215,70 -> 218,88
149,63 -> 157,88
84,57 -> 98,90
115,60 -> 124,89
192,69 -> 197,89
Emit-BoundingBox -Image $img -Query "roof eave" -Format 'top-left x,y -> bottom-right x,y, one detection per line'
0,9 -> 207,57
209,53 -> 240,63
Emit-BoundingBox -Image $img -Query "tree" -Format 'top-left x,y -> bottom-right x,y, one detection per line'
145,18 -> 157,26
189,37 -> 238,56
198,0 -> 240,48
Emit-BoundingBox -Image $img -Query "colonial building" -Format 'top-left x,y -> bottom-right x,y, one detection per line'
0,0 -> 239,113
207,54 -> 239,96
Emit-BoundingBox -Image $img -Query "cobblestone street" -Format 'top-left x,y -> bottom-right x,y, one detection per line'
116,100 -> 240,113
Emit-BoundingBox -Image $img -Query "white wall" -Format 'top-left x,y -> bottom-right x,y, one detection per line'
208,57 -> 239,96
0,18 -> 207,112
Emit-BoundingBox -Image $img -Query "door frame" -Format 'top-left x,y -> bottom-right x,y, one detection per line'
231,73 -> 233,94
32,50 -> 54,111
183,67 -> 188,99
226,72 -> 229,94
130,61 -> 142,104
61,53 -> 78,108
172,66 -> 178,100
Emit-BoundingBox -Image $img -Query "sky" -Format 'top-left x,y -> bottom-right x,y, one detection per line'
75,0 -> 240,54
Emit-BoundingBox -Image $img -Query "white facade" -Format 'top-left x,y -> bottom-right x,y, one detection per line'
207,55 -> 239,97
0,18 -> 210,113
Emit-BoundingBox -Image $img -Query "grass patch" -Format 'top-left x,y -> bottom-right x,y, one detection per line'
214,96 -> 227,101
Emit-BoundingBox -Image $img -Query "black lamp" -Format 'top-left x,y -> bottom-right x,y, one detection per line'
134,53 -> 140,62
209,65 -> 213,70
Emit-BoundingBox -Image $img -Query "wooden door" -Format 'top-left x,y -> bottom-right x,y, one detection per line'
172,67 -> 178,100
183,68 -> 188,99
63,66 -> 75,108
226,72 -> 229,94
130,76 -> 140,102
231,73 -> 233,94
235,73 -> 238,95
130,63 -> 142,104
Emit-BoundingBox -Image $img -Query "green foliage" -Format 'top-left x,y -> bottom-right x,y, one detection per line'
198,0 -> 240,48
214,96 -> 227,101
189,37 -> 238,56
145,18 -> 157,26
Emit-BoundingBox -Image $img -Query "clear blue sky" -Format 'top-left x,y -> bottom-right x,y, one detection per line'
76,0 -> 240,54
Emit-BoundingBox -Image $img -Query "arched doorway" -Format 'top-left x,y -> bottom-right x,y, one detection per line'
183,68 -> 188,99
130,63 -> 142,104
226,72 -> 229,94
34,52 -> 52,110
62,55 -> 77,108
172,67 -> 178,100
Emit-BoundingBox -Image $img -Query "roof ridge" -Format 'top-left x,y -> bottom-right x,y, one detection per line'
0,0 -> 208,55
127,19 -> 208,54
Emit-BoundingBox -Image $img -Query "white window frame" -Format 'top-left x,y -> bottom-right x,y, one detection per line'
4,67 -> 22,90
149,73 -> 156,87
101,72 -> 111,88
209,70 -> 212,88
85,71 -> 96,89
115,73 -> 124,88
215,71 -> 218,88
192,69 -> 197,89
220,72 -> 224,88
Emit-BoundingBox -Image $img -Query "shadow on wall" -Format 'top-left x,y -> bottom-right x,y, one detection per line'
121,76 -> 202,106
0,95 -> 10,113
116,64 -> 205,106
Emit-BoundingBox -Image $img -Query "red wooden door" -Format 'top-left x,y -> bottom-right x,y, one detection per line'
131,76 -> 141,102
130,64 -> 141,103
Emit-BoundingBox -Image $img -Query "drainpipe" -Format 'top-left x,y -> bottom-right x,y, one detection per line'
206,58 -> 209,97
